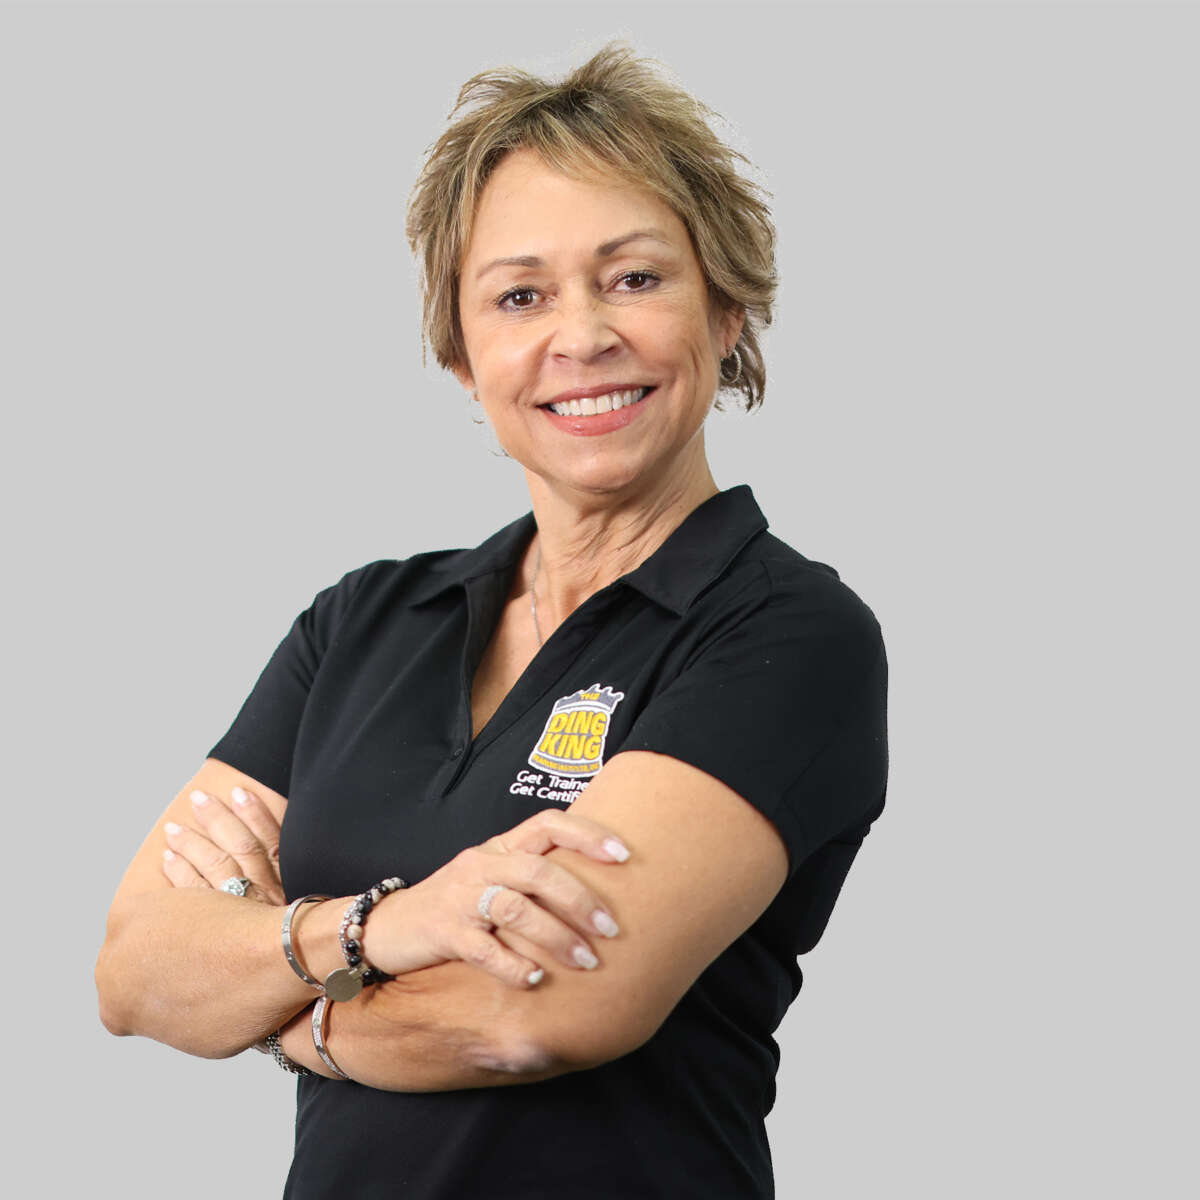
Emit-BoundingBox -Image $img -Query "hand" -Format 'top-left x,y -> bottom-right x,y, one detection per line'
161,786 -> 286,906
362,808 -> 632,990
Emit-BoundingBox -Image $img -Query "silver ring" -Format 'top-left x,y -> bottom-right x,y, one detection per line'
220,876 -> 253,896
477,884 -> 505,925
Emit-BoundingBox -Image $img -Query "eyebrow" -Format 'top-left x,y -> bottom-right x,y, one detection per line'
473,229 -> 674,283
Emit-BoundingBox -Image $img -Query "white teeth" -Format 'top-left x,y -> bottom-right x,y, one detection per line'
548,387 -> 649,416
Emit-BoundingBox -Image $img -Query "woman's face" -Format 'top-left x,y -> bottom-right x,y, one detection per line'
454,148 -> 743,501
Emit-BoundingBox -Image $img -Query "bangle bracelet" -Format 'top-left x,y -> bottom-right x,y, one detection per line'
264,1029 -> 314,1077
324,876 -> 407,1001
311,995 -> 350,1080
281,894 -> 332,989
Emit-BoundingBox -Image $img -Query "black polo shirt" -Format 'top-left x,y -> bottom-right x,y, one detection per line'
207,483 -> 889,1200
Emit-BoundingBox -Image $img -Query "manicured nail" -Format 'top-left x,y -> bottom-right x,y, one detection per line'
592,910 -> 619,937
573,945 -> 598,969
164,822 -> 182,835
527,968 -> 545,986
602,838 -> 629,862
190,790 -> 210,807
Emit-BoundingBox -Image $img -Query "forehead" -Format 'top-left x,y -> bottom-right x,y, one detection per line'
462,148 -> 689,266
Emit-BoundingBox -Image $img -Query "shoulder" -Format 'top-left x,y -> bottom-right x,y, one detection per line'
755,531 -> 880,631
697,529 -> 886,686
316,541 -> 476,594
336,508 -> 535,610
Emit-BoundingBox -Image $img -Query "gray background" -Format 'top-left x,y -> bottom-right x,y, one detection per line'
5,1 -> 1194,1195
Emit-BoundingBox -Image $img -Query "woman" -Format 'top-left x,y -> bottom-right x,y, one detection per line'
96,42 -> 888,1199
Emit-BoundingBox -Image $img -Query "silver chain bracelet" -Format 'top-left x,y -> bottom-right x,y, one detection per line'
263,1029 -> 314,1077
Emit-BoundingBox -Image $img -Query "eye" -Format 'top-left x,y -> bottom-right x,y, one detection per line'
494,269 -> 661,313
616,270 -> 660,291
495,287 -> 539,312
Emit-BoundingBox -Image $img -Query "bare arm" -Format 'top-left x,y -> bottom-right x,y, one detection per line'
279,752 -> 791,1091
274,962 -> 582,1090
95,760 -> 362,1057
98,759 -> 627,1075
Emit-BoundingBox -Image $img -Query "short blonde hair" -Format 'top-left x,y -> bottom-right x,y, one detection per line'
406,40 -> 778,411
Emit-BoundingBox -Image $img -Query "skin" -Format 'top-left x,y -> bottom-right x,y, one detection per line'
100,145 -> 789,1091
452,146 -> 745,622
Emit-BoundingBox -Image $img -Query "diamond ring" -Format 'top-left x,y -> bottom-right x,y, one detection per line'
477,884 -> 505,924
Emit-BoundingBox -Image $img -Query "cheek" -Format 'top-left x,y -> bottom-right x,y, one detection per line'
643,308 -> 716,370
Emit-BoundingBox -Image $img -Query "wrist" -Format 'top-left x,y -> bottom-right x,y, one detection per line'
279,1005 -> 339,1079
291,896 -> 356,988
359,885 -> 412,977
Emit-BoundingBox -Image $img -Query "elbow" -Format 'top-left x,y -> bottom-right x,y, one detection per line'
517,1011 -> 648,1076
94,908 -> 230,1056
94,925 -> 133,1038
94,899 -> 246,1059
97,998 -> 130,1038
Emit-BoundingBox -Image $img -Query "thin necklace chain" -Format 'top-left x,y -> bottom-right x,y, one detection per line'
530,541 -> 543,648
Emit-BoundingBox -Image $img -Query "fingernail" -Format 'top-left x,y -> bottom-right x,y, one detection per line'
573,945 -> 598,969
527,968 -> 544,986
162,848 -> 175,861
190,790 -> 210,807
232,787 -> 250,806
592,910 -> 619,937
164,822 -> 182,835
602,838 -> 629,862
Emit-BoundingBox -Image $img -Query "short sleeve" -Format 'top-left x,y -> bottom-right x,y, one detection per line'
205,562 -> 375,797
621,570 -> 888,881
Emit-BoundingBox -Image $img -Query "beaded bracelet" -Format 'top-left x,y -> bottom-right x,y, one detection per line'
323,876 -> 408,1002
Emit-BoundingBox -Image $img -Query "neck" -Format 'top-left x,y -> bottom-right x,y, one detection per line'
521,448 -> 720,626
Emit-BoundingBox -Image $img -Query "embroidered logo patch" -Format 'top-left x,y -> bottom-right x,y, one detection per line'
527,683 -> 626,778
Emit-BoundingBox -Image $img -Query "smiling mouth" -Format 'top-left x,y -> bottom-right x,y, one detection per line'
543,386 -> 654,417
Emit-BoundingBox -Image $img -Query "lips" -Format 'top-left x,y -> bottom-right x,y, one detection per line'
543,386 -> 653,417
539,386 -> 655,437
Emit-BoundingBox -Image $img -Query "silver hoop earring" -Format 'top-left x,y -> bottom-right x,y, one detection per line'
720,346 -> 743,386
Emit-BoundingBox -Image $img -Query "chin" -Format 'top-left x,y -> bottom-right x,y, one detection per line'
551,459 -> 671,499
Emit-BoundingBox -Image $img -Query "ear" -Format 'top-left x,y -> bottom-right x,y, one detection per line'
450,359 -> 476,394
721,304 -> 746,355
709,298 -> 745,357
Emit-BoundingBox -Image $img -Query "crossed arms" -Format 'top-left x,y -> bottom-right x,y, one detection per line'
96,751 -> 788,1090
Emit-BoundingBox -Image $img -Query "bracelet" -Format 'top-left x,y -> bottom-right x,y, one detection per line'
323,876 -> 407,1001
281,893 -> 332,989
264,1029 -> 314,1077
311,995 -> 350,1080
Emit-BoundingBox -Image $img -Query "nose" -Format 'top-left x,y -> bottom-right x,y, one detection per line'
548,285 -> 621,363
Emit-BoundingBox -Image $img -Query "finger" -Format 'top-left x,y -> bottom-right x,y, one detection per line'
163,820 -> 242,889
468,846 -> 619,947
484,808 -> 631,863
161,847 -> 210,889
229,786 -> 282,865
188,790 -> 280,895
455,926 -> 548,990
476,881 -> 604,973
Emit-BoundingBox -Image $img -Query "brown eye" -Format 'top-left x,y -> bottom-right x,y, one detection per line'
618,271 -> 660,291
498,288 -> 537,310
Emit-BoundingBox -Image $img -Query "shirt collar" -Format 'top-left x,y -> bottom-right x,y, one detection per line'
404,484 -> 769,616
